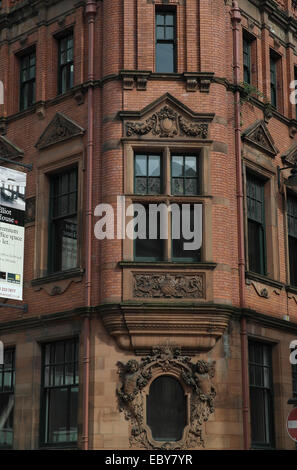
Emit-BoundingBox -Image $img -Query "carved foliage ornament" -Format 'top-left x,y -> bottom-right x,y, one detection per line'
117,346 -> 216,449
126,105 -> 209,139
133,273 -> 205,299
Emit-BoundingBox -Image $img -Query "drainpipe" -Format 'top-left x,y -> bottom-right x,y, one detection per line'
231,1 -> 250,450
82,0 -> 96,451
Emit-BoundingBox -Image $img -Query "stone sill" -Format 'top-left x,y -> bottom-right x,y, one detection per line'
31,268 -> 84,287
119,261 -> 217,270
245,271 -> 284,290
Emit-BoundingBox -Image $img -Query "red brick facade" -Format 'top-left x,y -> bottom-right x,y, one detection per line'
0,0 -> 296,450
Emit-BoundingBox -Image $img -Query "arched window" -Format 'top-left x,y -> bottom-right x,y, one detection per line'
146,375 -> 187,441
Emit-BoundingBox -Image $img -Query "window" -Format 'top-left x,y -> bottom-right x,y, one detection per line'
134,153 -> 162,194
270,50 -> 281,110
133,151 -> 202,262
0,349 -> 15,449
246,172 -> 266,275
58,33 -> 74,94
147,376 -> 187,441
288,194 -> 297,287
48,167 -> 78,273
171,155 -> 199,195
249,341 -> 275,448
40,339 -> 79,446
155,11 -> 176,73
243,36 -> 252,84
20,50 -> 36,111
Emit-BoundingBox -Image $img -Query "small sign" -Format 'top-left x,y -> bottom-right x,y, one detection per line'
287,407 -> 297,442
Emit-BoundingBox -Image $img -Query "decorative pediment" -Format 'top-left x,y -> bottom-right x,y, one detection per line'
119,93 -> 214,140
35,112 -> 85,150
242,120 -> 278,157
281,142 -> 297,166
0,136 -> 23,160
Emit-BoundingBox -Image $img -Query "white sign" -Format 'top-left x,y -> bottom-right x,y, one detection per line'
0,166 -> 26,300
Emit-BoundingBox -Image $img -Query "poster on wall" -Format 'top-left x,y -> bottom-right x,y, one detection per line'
0,166 -> 26,301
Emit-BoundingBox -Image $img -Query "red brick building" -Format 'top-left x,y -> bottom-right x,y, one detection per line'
0,0 -> 297,450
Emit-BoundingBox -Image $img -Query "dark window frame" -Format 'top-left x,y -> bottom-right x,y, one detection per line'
292,361 -> 297,399
171,154 -> 200,196
243,35 -> 252,84
0,349 -> 15,449
155,8 -> 177,73
133,203 -> 165,262
270,49 -> 282,110
57,31 -> 74,95
248,340 -> 275,449
48,166 -> 78,274
146,375 -> 187,442
246,171 -> 267,276
287,192 -> 297,288
39,338 -> 79,448
19,49 -> 36,111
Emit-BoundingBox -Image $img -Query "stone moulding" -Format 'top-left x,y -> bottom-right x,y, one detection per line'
99,303 -> 232,354
117,346 -> 216,449
133,273 -> 205,299
119,93 -> 214,140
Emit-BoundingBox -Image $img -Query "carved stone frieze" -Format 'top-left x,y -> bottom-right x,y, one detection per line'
35,112 -> 85,150
117,346 -> 216,449
246,279 -> 283,299
121,93 -> 214,140
126,105 -> 209,139
133,273 -> 205,299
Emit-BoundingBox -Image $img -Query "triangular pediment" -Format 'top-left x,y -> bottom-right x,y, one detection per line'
242,120 -> 278,157
119,93 -> 214,140
0,136 -> 23,160
281,142 -> 297,166
35,112 -> 85,150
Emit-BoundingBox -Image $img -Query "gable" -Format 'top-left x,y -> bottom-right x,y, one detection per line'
0,136 -> 24,160
118,93 -> 214,140
35,112 -> 85,150
281,142 -> 297,166
241,120 -> 278,157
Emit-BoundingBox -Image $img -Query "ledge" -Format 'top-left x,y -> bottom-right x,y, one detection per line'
119,261 -> 217,270
98,302 -> 233,355
31,268 -> 84,287
245,271 -> 284,290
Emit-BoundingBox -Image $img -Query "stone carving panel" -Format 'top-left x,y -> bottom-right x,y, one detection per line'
126,105 -> 209,139
133,273 -> 205,299
117,346 -> 216,449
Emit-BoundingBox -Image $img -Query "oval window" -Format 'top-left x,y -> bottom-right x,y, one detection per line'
146,375 -> 187,441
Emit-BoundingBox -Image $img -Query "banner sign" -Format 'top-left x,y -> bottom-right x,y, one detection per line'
0,166 -> 26,300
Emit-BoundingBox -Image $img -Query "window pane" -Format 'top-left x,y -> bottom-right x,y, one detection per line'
156,43 -> 174,73
148,156 -> 160,177
185,179 -> 197,195
156,14 -> 165,25
165,26 -> 174,40
135,155 -> 147,176
156,26 -> 165,40
172,205 -> 201,261
148,178 -> 161,195
172,156 -> 183,177
147,376 -> 187,441
172,178 -> 184,195
185,157 -> 197,177
165,13 -> 174,26
135,177 -> 147,194
134,207 -> 163,260
0,394 -> 14,448
249,341 -> 274,448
